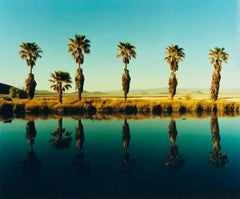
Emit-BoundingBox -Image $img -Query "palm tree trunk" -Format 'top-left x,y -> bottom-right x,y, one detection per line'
122,69 -> 131,101
78,63 -> 81,101
168,72 -> 178,100
59,84 -> 62,103
25,74 -> 37,100
30,66 -> 33,75
75,68 -> 84,101
210,69 -> 221,101
78,91 -> 81,101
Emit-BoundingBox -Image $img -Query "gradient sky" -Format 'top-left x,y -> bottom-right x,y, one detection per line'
0,0 -> 239,92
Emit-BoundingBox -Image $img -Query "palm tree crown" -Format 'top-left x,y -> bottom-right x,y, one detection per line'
49,71 -> 72,103
209,47 -> 228,71
19,42 -> 42,74
165,45 -> 185,72
117,42 -> 136,69
68,35 -> 90,68
49,71 -> 72,92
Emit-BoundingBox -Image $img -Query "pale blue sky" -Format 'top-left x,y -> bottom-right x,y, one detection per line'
0,0 -> 239,92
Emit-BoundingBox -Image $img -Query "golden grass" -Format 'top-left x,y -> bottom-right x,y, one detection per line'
0,96 -> 239,121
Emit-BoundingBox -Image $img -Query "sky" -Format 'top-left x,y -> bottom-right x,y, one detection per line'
0,0 -> 239,92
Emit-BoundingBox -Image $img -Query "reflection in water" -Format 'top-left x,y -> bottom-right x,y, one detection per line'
49,117 -> 72,150
71,120 -> 90,179
165,118 -> 184,170
75,120 -> 85,150
22,121 -> 42,175
121,119 -> 135,174
209,115 -> 228,168
1,117 -> 239,198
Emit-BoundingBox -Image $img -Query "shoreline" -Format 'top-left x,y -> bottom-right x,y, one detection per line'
0,97 -> 240,120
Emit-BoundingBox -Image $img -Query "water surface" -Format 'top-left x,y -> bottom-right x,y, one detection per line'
0,116 -> 239,198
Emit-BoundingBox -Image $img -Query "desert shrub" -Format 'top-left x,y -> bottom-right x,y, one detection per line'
101,106 -> 114,114
195,104 -> 204,115
166,106 -> 173,114
25,105 -> 41,114
152,105 -> 162,115
14,104 -> 25,115
86,105 -> 97,115
124,105 -> 137,114
223,104 -> 234,115
0,102 -> 13,117
178,105 -> 187,114
9,87 -> 27,99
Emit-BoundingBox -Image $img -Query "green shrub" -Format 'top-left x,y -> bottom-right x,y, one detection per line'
9,87 -> 27,99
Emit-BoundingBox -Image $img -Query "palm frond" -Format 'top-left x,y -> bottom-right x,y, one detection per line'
117,41 -> 136,68
165,45 -> 185,72
209,47 -> 229,65
68,34 -> 91,66
19,42 -> 42,69
49,71 -> 72,93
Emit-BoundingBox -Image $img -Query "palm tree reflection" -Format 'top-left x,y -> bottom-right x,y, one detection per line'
121,119 -> 135,174
23,121 -> 42,175
165,118 -> 184,170
209,115 -> 228,168
49,117 -> 72,150
71,120 -> 90,179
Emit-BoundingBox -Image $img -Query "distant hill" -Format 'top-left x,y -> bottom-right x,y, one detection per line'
120,87 -> 240,94
0,83 -> 12,94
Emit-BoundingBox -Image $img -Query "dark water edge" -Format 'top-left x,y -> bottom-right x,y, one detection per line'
1,111 -> 240,123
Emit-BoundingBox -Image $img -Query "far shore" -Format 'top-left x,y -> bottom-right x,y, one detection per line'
0,93 -> 240,120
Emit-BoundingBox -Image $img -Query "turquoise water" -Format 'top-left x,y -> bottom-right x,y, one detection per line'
0,116 -> 239,198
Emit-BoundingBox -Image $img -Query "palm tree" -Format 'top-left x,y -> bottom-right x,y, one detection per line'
209,47 -> 229,101
117,42 -> 136,101
165,45 -> 185,99
49,71 -> 72,103
19,42 -> 42,99
68,35 -> 90,101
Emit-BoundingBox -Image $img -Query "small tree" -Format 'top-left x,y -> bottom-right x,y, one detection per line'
49,71 -> 72,103
9,87 -> 27,99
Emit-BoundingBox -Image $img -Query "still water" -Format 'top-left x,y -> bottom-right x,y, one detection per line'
0,116 -> 239,199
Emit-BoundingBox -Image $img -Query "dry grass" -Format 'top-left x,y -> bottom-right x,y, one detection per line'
1,95 -> 240,121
